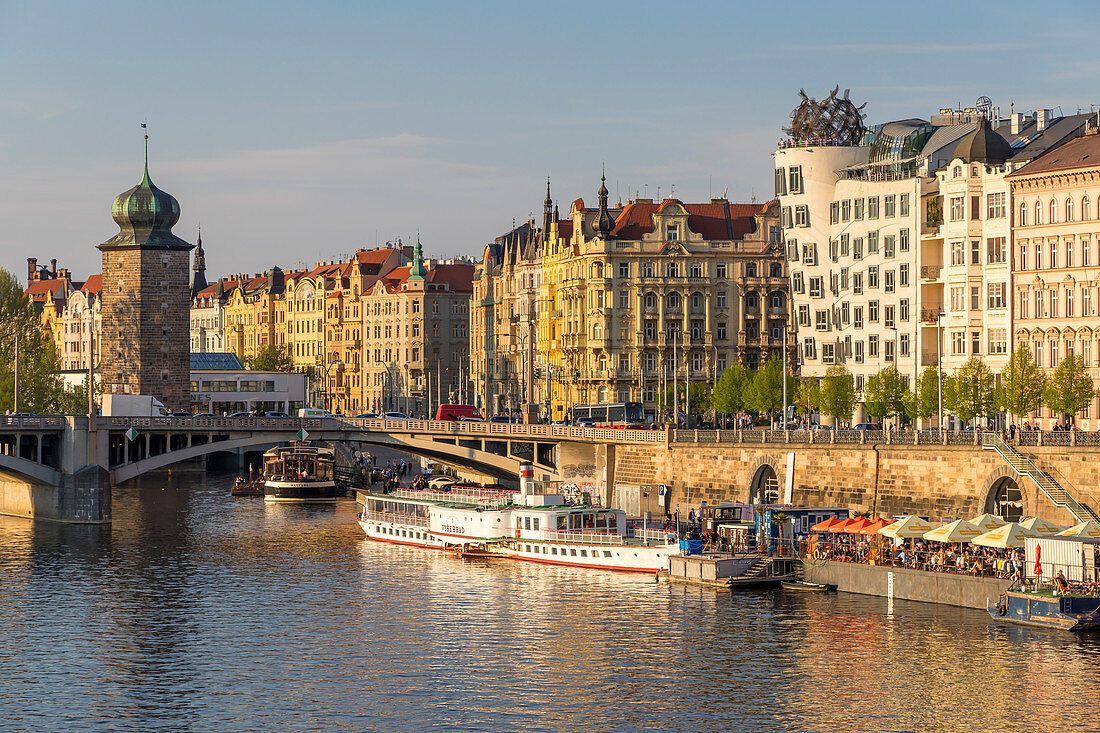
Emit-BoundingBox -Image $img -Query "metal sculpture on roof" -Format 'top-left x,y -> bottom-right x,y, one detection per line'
785,86 -> 867,145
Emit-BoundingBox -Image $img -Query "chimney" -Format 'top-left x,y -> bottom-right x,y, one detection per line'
1010,113 -> 1024,135
1037,109 -> 1051,132
50,258 -> 57,276
27,257 -> 37,283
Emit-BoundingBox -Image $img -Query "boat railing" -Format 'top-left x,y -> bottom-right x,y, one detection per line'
359,510 -> 430,527
538,529 -> 625,545
391,488 -> 513,508
628,527 -> 679,544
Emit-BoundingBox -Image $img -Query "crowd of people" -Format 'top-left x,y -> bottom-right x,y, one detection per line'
812,534 -> 1024,580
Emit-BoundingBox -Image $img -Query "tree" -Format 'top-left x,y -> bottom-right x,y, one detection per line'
904,367 -> 939,423
863,366 -> 907,423
743,355 -> 797,422
796,376 -> 821,418
658,381 -> 711,424
999,344 -> 1045,422
0,269 -> 69,413
819,364 -> 857,423
944,356 -> 996,425
711,364 -> 749,418
252,343 -> 293,372
1044,354 -> 1095,424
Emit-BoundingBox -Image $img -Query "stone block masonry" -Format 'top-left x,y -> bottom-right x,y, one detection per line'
99,247 -> 192,411
613,441 -> 1096,525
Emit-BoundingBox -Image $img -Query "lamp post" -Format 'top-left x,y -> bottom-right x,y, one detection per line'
937,310 -> 945,431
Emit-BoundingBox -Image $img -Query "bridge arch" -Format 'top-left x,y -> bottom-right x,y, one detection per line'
981,467 -> 1025,521
747,456 -> 781,505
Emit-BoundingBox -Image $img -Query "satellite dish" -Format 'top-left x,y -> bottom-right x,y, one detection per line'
976,96 -> 993,117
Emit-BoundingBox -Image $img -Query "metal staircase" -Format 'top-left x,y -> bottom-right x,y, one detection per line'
981,433 -> 1100,523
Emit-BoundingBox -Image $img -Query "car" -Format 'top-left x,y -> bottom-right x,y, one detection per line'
167,411 -> 192,418
435,404 -> 482,421
574,419 -> 596,428
226,412 -> 252,419
192,412 -> 217,418
852,422 -> 883,431
298,408 -> 331,418
265,411 -> 290,418
381,411 -> 409,419
355,412 -> 379,419
489,415 -> 519,423
459,416 -> 485,422
428,476 -> 458,489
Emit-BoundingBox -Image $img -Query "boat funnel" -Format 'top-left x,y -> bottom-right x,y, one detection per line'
519,463 -> 534,496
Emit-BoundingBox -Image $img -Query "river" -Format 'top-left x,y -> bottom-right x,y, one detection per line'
0,471 -> 1096,732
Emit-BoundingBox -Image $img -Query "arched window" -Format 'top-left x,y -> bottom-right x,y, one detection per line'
644,292 -> 657,309
592,323 -> 602,340
1083,196 -> 1091,221
1066,198 -> 1074,222
745,292 -> 759,309
770,262 -> 782,277
1035,201 -> 1042,225
691,292 -> 702,311
1020,203 -> 1027,226
1050,199 -> 1057,224
745,262 -> 757,278
770,292 -> 784,309
953,165 -> 962,178
666,292 -> 680,310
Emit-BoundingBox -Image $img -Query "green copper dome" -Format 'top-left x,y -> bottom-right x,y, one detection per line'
100,137 -> 191,249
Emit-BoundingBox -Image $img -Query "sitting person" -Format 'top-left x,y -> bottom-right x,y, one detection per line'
1054,570 -> 1070,596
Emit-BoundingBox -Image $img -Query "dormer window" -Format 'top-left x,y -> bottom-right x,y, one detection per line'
667,224 -> 679,241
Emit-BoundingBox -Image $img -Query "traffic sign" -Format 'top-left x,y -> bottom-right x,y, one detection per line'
296,428 -> 310,441
125,427 -> 139,441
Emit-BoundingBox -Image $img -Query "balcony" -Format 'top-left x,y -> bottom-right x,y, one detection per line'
920,308 -> 944,323
920,265 -> 942,281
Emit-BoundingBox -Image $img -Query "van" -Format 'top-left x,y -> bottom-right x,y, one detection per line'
435,404 -> 482,421
298,407 -> 332,418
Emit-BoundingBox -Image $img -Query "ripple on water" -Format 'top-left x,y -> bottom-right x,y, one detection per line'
0,473 -> 1097,733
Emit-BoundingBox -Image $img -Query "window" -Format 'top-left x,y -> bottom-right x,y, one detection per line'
971,286 -> 980,310
1067,288 -> 1075,317
821,343 -> 835,364
867,196 -> 879,219
950,241 -> 965,266
899,228 -> 909,252
972,331 -> 981,355
830,202 -> 839,225
987,282 -> 1006,309
781,207 -> 792,228
1085,288 -> 1093,316
853,306 -> 863,329
867,231 -> 878,253
1050,199 -> 1057,224
853,237 -> 863,260
868,300 -> 879,322
1084,196 -> 1091,221
801,243 -> 816,265
794,205 -> 809,227
884,269 -> 895,293
884,235 -> 895,258
815,310 -> 828,331
1051,241 -> 1058,269
1050,289 -> 1059,318
1067,198 -> 1075,222
774,168 -> 787,196
884,305 -> 895,328
1035,201 -> 1042,225
789,166 -> 803,193
868,334 -> 879,358
803,338 -> 816,359
792,272 -> 804,293
809,277 -> 823,298
619,290 -> 629,308
667,224 -> 679,241
899,298 -> 909,321
1035,242 -> 1042,269
884,340 -> 895,363
899,263 -> 909,286
841,301 -> 850,325
855,340 -> 865,363
689,262 -> 702,278
717,322 -> 727,340
618,262 -> 629,278
971,240 -> 981,265
987,192 -> 1006,219
950,196 -> 965,221
840,234 -> 850,257
716,263 -> 727,279
1020,202 -> 1028,226
798,305 -> 810,327
988,328 -> 1007,355
885,195 -> 896,217
1019,244 -> 1028,270
1019,293 -> 1027,318
1068,239 -> 1075,268
853,272 -> 863,294
841,200 -> 851,221
952,331 -> 965,355
786,240 -> 798,261
1034,290 -> 1043,317
642,261 -> 655,278
987,237 -> 1006,264
854,198 -> 864,220
716,291 -> 727,308
1084,239 -> 1091,267
868,266 -> 879,288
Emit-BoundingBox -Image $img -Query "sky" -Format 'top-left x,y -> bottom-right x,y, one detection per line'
2,0 -> 1100,282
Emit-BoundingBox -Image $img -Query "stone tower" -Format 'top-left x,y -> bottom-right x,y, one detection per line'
97,135 -> 194,411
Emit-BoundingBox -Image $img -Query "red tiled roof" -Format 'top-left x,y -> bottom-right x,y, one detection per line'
609,200 -> 768,241
80,274 -> 102,295
356,248 -> 398,264
428,263 -> 475,292
1006,133 -> 1100,178
557,220 -> 573,240
571,197 -> 585,211
24,279 -> 67,302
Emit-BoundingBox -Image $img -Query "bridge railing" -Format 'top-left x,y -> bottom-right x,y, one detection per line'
331,417 -> 667,444
0,415 -> 69,430
97,416 -> 326,431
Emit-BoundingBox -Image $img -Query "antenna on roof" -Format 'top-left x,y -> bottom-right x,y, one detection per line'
709,175 -> 712,198
670,183 -> 675,198
751,187 -> 757,204
722,187 -> 728,199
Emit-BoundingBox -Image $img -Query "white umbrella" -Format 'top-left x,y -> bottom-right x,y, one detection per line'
880,515 -> 935,539
968,513 -> 1008,533
924,519 -> 983,544
1057,520 -> 1100,539
1019,516 -> 1063,536
972,522 -> 1036,549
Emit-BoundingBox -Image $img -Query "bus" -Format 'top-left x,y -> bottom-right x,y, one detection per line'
570,402 -> 645,428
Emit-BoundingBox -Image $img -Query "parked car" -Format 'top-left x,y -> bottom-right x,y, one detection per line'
459,416 -> 485,422
192,412 -> 217,418
381,411 -> 409,419
227,412 -> 252,419
428,476 -> 458,489
489,415 -> 519,423
265,411 -> 290,418
852,422 -> 883,431
298,407 -> 331,418
355,412 -> 378,419
575,419 -> 596,428
168,411 -> 192,418
435,404 -> 482,421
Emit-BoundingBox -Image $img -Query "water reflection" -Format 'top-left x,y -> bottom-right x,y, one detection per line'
0,472 -> 1096,732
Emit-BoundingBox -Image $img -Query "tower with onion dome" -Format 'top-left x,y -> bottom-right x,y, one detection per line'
97,132 -> 194,410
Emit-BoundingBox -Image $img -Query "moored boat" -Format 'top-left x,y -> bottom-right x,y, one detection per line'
262,442 -> 340,503
987,589 -> 1100,631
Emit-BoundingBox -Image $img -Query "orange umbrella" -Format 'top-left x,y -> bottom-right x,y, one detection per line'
811,517 -> 843,532
858,518 -> 891,535
829,517 -> 870,533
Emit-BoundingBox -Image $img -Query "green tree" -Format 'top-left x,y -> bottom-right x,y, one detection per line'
743,355 -> 797,423
711,364 -> 749,417
0,269 -> 69,413
904,367 -> 940,423
796,376 -> 821,417
820,364 -> 857,423
944,356 -> 997,425
251,343 -> 293,372
863,366 -> 907,423
658,381 -> 712,423
999,344 -> 1045,421
1044,354 -> 1095,424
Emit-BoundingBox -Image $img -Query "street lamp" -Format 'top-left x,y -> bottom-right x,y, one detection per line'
937,310 -> 945,432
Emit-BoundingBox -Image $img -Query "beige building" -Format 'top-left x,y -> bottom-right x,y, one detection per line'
1008,129 -> 1100,428
537,175 -> 785,421
360,242 -> 474,416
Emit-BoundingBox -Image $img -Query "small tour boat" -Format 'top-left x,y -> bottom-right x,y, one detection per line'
262,442 -> 340,503
231,476 -> 265,497
780,580 -> 836,593
987,589 -> 1100,631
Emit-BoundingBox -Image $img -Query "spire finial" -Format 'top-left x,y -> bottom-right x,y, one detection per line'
141,121 -> 149,181
409,231 -> 427,281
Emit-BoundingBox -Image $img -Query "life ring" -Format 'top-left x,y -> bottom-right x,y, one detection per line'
997,601 -> 1008,617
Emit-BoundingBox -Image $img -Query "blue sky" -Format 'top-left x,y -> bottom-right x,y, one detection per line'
2,0 -> 1099,281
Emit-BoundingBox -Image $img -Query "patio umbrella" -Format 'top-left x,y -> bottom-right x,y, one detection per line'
971,522 -> 1035,549
924,519 -> 983,544
968,513 -> 1008,533
1019,517 -> 1063,536
1057,520 -> 1100,539
880,515 -> 935,539
859,518 -> 892,535
827,517 -> 865,533
811,517 -> 843,533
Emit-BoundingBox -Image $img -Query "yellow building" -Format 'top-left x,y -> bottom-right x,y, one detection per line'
537,176 -> 786,421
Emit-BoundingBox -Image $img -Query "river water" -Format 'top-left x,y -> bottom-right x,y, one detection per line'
1,471 -> 1096,733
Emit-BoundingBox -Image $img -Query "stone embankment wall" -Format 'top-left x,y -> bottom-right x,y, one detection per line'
803,560 -> 1013,610
614,441 -> 1100,524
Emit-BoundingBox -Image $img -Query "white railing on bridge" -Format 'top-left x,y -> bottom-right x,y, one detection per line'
0,415 -> 69,430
